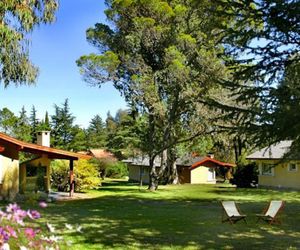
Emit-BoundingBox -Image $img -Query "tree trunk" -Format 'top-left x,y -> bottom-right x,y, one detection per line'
234,142 -> 238,163
139,167 -> 143,188
147,112 -> 159,191
148,156 -> 158,191
169,160 -> 179,184
167,148 -> 179,184
158,149 -> 168,184
234,136 -> 244,163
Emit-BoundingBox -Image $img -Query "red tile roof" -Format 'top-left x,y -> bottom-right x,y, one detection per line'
0,132 -> 91,160
190,157 -> 235,169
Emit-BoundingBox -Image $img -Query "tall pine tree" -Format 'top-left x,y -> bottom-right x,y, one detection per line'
29,106 -> 39,143
15,106 -> 31,142
213,0 -> 300,151
87,114 -> 106,149
51,99 -> 75,150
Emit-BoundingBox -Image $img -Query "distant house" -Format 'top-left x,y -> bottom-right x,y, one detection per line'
247,140 -> 300,189
124,155 -> 235,184
86,149 -> 117,162
0,131 -> 90,200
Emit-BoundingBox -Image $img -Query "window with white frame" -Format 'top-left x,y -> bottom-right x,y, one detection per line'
288,163 -> 298,172
261,163 -> 274,176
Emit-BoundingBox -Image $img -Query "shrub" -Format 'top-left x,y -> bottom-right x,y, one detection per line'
105,161 -> 128,178
89,159 -> 128,179
74,160 -> 101,191
36,168 -> 46,192
50,160 -> 69,192
50,160 -> 101,192
230,162 -> 258,188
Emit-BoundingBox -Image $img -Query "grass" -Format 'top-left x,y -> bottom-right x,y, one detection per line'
6,180 -> 300,249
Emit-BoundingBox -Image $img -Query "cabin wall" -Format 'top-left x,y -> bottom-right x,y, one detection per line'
177,166 -> 190,184
190,166 -> 216,184
257,160 -> 300,189
128,165 -> 150,184
0,153 -> 19,200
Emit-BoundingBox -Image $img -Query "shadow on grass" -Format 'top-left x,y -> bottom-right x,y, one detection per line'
39,186 -> 300,250
97,181 -> 177,196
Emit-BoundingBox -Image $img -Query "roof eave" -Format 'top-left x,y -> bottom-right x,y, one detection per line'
190,157 -> 235,169
0,132 -> 90,160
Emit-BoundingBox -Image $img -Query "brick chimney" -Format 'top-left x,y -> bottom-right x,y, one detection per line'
37,131 -> 50,147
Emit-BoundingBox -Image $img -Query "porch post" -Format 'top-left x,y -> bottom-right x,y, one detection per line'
69,159 -> 74,197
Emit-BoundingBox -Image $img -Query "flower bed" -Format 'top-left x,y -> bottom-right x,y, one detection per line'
0,202 -> 62,250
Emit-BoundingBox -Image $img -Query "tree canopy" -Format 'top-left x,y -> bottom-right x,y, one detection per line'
215,0 -> 300,151
0,0 -> 58,86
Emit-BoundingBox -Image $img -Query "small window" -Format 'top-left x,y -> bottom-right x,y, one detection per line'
288,163 -> 298,172
261,163 -> 274,176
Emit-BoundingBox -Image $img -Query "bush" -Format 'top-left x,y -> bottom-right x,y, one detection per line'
74,160 -> 101,191
105,161 -> 128,178
90,159 -> 128,179
50,160 -> 69,192
36,168 -> 46,192
50,159 -> 101,192
230,162 -> 258,188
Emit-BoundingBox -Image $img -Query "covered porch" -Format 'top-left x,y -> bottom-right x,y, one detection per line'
0,132 -> 90,198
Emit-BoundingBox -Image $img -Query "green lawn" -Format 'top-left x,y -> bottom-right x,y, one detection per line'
16,180 -> 300,249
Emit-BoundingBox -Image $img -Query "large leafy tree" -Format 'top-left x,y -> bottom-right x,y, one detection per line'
0,107 -> 18,135
77,0 -> 229,189
0,0 -> 58,86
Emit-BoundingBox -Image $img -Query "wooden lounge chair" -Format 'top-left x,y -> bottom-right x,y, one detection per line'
221,201 -> 247,224
256,200 -> 285,225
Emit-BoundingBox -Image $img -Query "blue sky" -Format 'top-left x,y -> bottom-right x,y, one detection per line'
0,0 -> 127,128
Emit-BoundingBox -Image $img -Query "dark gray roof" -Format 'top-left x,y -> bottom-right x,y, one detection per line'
123,156 -> 161,167
176,155 -> 204,166
123,155 -> 204,167
247,140 -> 294,160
